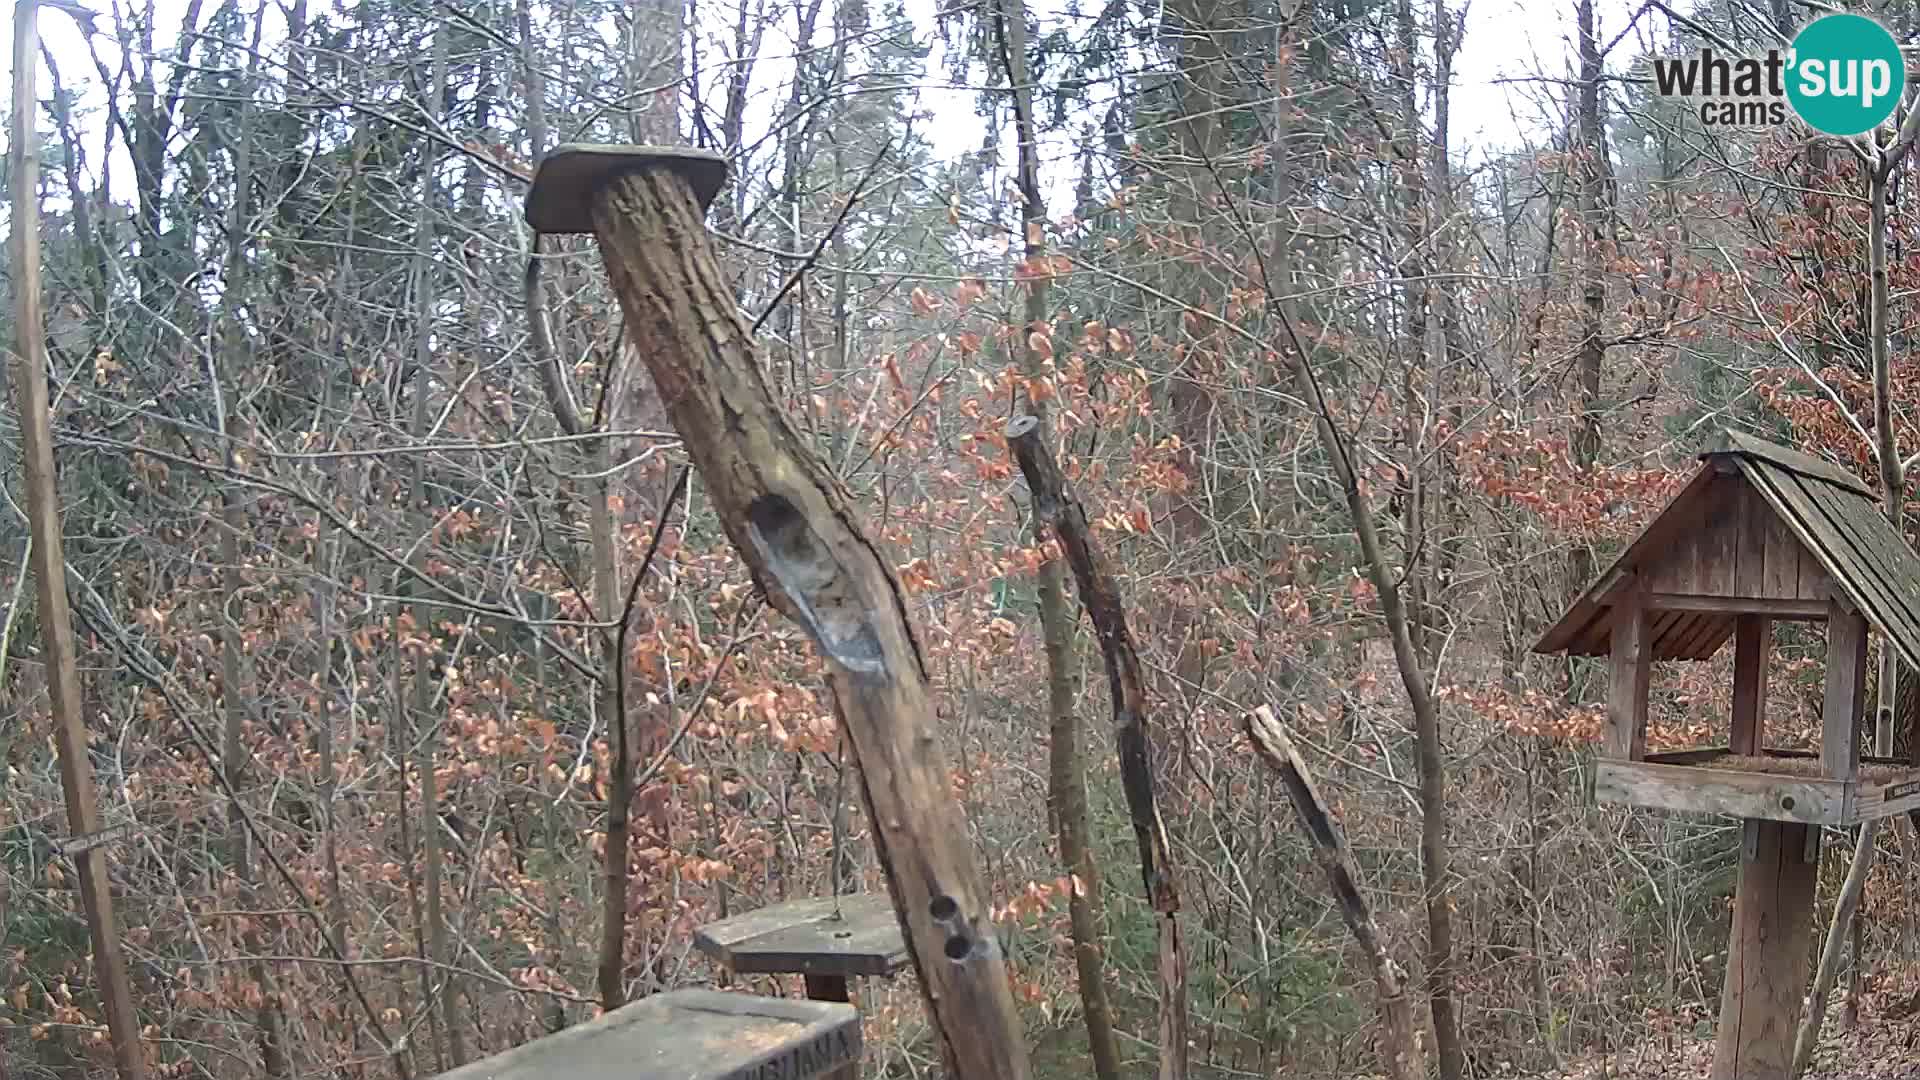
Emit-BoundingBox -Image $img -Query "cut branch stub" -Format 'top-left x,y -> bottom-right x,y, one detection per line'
1245,706 -> 1423,1080
1003,413 -> 1189,1080
527,148 -> 1030,1080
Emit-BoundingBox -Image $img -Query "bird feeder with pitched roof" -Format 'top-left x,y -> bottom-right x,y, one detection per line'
1535,429 -> 1920,1078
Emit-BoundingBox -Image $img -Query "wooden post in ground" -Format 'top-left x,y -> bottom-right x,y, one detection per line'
524,147 -> 1031,1080
1713,821 -> 1818,1080
8,5 -> 146,1078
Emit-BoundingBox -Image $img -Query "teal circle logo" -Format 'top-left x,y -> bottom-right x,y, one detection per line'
1787,14 -> 1905,136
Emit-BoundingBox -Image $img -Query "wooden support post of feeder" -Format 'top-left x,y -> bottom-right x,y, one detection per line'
1533,431 -> 1920,1079
695,894 -> 910,1080
523,146 -> 1031,1080
432,989 -> 860,1080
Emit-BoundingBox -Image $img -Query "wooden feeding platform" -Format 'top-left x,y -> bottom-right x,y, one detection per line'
694,894 -> 909,1080
1601,747 -> 1920,826
695,893 -> 909,999
1534,429 -> 1920,1079
431,989 -> 860,1080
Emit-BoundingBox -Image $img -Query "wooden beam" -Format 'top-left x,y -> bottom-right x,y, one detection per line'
1823,601 -> 1867,782
1643,594 -> 1828,618
1594,761 -> 1846,825
1607,597 -> 1652,760
543,155 -> 1031,1080
1712,821 -> 1819,1080
1731,616 -> 1770,754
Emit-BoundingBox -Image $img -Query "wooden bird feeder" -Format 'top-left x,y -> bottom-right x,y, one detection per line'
431,989 -> 860,1080
696,894 -> 909,1079
1535,428 -> 1920,1078
522,145 -> 1033,1079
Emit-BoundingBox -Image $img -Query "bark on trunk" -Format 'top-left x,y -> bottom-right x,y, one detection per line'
7,6 -> 146,1076
1246,706 -> 1424,1080
583,164 -> 1032,1080
993,2 -> 1122,1076
1005,415 -> 1189,1080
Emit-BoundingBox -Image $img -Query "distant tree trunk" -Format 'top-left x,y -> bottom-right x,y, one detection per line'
1570,0 -> 1609,601
1794,120 -> 1920,1073
214,11 -> 290,1071
993,3 -> 1121,1076
1264,288 -> 1459,1080
404,19 -> 463,1067
7,6 -> 146,1076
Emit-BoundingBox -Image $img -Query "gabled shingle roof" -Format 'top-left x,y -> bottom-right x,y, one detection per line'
1534,429 -> 1920,674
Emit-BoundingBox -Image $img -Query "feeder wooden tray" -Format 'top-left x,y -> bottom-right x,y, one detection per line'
1597,746 -> 1920,826
695,894 -> 909,980
431,988 -> 860,1080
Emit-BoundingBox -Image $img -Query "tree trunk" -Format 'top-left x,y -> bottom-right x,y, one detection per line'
6,7 -> 146,1076
1571,0 -> 1609,600
993,1 -> 1122,1076
580,162 -> 1033,1080
1005,415 -> 1189,1080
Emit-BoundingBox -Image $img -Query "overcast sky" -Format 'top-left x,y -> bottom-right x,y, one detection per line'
3,0 -> 1647,216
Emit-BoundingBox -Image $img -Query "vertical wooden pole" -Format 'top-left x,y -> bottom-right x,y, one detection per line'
1607,598 -> 1651,760
1730,616 -> 1770,755
1712,820 -> 1819,1080
7,5 -> 146,1077
1823,602 -> 1867,782
802,975 -> 856,1080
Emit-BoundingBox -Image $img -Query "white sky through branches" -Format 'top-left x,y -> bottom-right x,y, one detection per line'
2,0 -> 1644,232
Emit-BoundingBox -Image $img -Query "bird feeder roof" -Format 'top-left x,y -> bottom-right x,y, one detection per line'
1534,429 -> 1920,674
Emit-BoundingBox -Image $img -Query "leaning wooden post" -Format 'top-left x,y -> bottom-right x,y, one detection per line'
8,4 -> 147,1078
1244,706 -> 1422,1080
524,147 -> 1032,1080
1003,414 -> 1188,1080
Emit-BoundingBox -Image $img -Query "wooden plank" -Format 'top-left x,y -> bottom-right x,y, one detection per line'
1799,478 -> 1920,675
1760,489 -> 1805,601
1659,610 -> 1700,658
1645,747 -> 1735,765
1745,468 -> 1898,638
1849,772 -> 1920,824
433,989 -> 862,1080
1712,820 -> 1819,1080
1642,594 -> 1827,618
695,894 -> 909,978
1787,474 -> 1920,674
1733,481 -> 1769,598
1594,761 -> 1846,825
1677,614 -> 1734,660
697,894 -> 907,978
1822,601 -> 1866,783
1696,476 -> 1738,596
1608,600 -> 1652,760
1731,616 -> 1770,754
1716,430 -> 1875,496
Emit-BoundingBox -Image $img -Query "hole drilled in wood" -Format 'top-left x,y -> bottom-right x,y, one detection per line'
745,494 -> 885,676
1781,795 -> 1796,811
943,935 -> 970,960
928,895 -> 957,921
